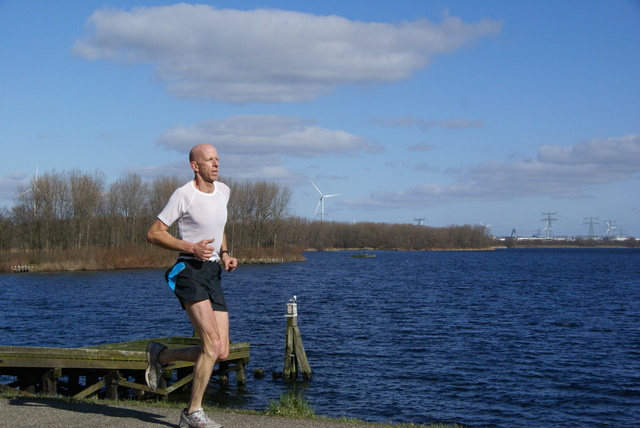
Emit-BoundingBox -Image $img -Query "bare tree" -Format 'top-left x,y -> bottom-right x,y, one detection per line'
23,170 -> 71,250
13,179 -> 38,250
148,175 -> 183,218
69,169 -> 105,249
0,207 -> 13,250
268,184 -> 291,248
250,181 -> 277,248
108,173 -> 148,245
226,179 -> 255,249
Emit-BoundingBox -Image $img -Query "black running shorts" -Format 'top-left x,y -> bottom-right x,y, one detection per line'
165,259 -> 228,311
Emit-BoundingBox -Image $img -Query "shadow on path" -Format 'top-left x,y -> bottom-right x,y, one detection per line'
7,397 -> 175,427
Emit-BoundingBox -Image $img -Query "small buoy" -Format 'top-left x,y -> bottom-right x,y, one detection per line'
272,371 -> 283,379
253,369 -> 265,379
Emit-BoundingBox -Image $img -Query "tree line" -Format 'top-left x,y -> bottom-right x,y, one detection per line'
0,168 -> 496,259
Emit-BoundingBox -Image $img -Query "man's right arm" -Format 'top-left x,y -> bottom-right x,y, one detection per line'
147,219 -> 191,252
147,219 -> 215,260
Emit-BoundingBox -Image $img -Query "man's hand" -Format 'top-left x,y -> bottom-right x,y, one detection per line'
221,254 -> 238,272
193,238 -> 215,260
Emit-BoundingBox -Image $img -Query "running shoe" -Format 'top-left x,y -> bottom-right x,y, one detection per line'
145,341 -> 168,391
179,408 -> 223,428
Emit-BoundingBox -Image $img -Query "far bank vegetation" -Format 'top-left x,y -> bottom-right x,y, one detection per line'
1,169 -> 501,272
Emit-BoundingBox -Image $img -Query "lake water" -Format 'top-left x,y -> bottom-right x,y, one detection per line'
1,248 -> 639,427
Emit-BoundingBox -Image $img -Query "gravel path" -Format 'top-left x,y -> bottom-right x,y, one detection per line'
0,397 -> 401,428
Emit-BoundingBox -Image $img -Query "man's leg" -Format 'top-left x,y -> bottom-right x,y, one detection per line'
157,303 -> 230,367
149,301 -> 229,410
182,300 -> 229,413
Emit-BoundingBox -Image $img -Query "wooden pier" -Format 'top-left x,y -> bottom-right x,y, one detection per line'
0,337 -> 249,399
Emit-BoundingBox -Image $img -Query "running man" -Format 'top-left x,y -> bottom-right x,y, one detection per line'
146,144 -> 238,428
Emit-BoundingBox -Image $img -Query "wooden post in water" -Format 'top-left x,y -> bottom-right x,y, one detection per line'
283,297 -> 312,380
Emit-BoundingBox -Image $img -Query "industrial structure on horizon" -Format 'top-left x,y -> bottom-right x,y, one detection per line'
411,211 -> 635,241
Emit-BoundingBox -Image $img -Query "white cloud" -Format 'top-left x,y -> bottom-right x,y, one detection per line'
217,153 -> 304,183
537,134 -> 640,167
342,135 -> 640,209
157,114 -> 382,157
73,4 -> 502,103
135,152 -> 304,184
150,114 -> 380,184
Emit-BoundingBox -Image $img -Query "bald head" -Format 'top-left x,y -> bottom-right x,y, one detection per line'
189,144 -> 220,186
189,144 -> 216,163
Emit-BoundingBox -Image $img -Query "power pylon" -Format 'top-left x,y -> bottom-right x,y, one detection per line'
541,212 -> 557,239
584,217 -> 599,239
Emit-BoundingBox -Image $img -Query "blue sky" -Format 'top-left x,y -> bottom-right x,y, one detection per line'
1,0 -> 638,238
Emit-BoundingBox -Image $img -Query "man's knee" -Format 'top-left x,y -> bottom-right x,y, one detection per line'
218,340 -> 229,360
202,339 -> 229,361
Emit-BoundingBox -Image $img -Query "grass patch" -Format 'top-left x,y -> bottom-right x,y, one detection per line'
265,389 -> 315,418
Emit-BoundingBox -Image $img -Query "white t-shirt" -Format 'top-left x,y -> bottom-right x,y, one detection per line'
157,180 -> 230,255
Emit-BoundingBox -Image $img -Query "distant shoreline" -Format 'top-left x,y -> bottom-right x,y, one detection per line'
3,243 -> 637,274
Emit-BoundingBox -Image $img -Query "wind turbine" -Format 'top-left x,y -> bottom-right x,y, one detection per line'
310,180 -> 340,222
605,220 -> 617,237
16,166 -> 38,197
16,166 -> 38,213
480,222 -> 492,236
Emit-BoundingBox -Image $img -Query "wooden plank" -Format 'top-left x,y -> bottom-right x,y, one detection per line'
0,346 -> 147,363
164,373 -> 194,394
82,338 -> 250,358
1,358 -> 144,370
0,346 -> 146,359
110,377 -> 156,394
0,384 -> 35,396
72,378 -> 107,399
0,341 -> 249,371
103,371 -> 194,396
0,347 -> 147,370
